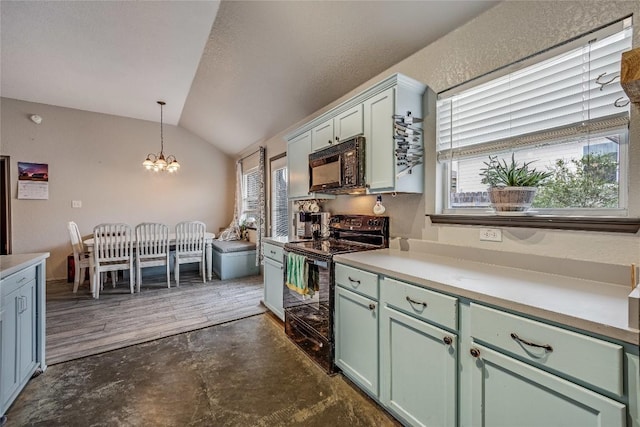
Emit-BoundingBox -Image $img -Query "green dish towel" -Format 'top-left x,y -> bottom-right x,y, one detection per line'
286,252 -> 309,295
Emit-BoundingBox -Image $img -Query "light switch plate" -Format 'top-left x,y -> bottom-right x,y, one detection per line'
72,200 -> 82,208
480,228 -> 502,242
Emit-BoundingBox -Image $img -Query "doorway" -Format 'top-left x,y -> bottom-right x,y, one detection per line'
0,156 -> 10,254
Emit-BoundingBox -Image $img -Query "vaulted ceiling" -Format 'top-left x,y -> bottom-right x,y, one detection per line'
1,1 -> 498,156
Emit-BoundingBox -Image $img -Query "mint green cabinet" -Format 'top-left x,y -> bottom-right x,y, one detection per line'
1,276 -> 37,415
363,76 -> 425,194
1,286 -> 20,404
1,257 -> 47,423
263,257 -> 284,321
287,131 -> 312,199
311,105 -> 364,152
380,305 -> 457,427
334,285 -> 378,397
467,343 -> 626,427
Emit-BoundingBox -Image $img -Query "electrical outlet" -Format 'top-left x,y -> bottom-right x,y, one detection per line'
480,228 -> 502,242
72,200 -> 82,208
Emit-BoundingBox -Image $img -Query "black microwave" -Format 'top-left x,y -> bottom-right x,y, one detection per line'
308,136 -> 366,194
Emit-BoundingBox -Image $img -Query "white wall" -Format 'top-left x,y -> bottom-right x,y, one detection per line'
1,98 -> 235,280
242,1 -> 640,266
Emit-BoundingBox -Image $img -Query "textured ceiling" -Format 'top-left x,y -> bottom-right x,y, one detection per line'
1,1 -> 498,155
0,1 -> 219,125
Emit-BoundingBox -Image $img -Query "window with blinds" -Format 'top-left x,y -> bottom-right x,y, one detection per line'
271,165 -> 288,237
242,167 -> 261,225
436,19 -> 632,215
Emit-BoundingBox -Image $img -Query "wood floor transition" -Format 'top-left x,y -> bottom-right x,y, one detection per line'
45,271 -> 266,365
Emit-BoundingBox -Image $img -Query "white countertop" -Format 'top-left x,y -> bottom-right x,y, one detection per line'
334,249 -> 639,346
263,236 -> 290,247
0,253 -> 50,280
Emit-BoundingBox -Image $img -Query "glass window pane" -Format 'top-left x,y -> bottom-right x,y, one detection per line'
271,166 -> 288,237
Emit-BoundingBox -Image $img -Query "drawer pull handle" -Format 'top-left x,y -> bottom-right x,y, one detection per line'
406,296 -> 427,308
348,276 -> 361,284
17,277 -> 27,284
368,303 -> 376,311
270,250 -> 276,255
510,333 -> 553,352
443,336 -> 453,345
470,348 -> 481,358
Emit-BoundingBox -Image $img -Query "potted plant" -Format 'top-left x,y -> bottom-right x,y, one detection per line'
479,154 -> 552,213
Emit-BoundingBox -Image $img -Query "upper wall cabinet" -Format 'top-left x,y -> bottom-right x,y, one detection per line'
311,105 -> 364,152
287,131 -> 336,200
364,78 -> 425,194
287,131 -> 313,199
286,74 -> 428,198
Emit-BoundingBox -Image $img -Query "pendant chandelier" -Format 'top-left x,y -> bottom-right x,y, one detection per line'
143,101 -> 180,173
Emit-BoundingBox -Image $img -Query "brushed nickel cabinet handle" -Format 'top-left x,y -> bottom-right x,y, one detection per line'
511,333 -> 553,352
348,276 -> 361,284
406,296 -> 427,308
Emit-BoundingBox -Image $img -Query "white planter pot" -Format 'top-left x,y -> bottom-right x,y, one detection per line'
487,187 -> 537,212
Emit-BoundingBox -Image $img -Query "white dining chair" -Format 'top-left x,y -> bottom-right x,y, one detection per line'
92,223 -> 134,299
67,221 -> 91,293
174,221 -> 206,286
135,222 -> 170,292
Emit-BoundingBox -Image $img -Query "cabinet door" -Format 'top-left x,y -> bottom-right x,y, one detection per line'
380,306 -> 457,427
18,280 -> 37,381
334,104 -> 363,142
363,87 -> 395,192
468,343 -> 626,427
335,286 -> 378,397
287,131 -> 312,199
1,288 -> 20,406
263,258 -> 284,321
311,119 -> 334,152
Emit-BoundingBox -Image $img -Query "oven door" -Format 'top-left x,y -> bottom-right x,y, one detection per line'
283,255 -> 329,310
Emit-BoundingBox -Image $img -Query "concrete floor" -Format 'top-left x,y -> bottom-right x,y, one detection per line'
6,314 -> 398,426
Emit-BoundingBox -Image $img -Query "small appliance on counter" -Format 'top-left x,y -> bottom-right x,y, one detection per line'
311,212 -> 331,240
295,211 -> 313,239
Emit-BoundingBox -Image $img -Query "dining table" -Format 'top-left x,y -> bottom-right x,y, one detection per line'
83,232 -> 216,295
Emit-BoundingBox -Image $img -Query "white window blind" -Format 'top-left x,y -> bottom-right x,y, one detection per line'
271,165 -> 288,237
437,24 -> 632,161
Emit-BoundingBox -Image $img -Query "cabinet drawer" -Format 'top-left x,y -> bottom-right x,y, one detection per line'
1,266 -> 36,297
335,264 -> 378,300
263,242 -> 284,263
470,303 -> 624,397
381,277 -> 458,331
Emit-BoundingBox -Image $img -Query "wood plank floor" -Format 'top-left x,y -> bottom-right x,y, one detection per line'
46,271 -> 266,365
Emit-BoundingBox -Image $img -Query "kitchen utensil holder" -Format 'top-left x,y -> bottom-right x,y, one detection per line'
393,111 -> 424,178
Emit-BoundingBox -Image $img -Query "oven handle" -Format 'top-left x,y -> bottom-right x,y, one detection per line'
290,321 -> 324,348
305,259 -> 328,268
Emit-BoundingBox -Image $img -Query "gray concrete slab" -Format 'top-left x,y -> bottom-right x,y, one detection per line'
6,314 -> 398,426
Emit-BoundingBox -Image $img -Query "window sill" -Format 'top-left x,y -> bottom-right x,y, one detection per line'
428,214 -> 640,233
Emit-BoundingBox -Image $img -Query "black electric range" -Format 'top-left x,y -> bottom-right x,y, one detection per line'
283,215 -> 389,373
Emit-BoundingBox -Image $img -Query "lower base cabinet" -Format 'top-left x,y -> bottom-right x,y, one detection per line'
380,306 -> 457,427
334,286 -> 379,397
467,343 -> 625,427
1,257 -> 46,423
263,257 -> 284,321
334,263 -> 638,427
